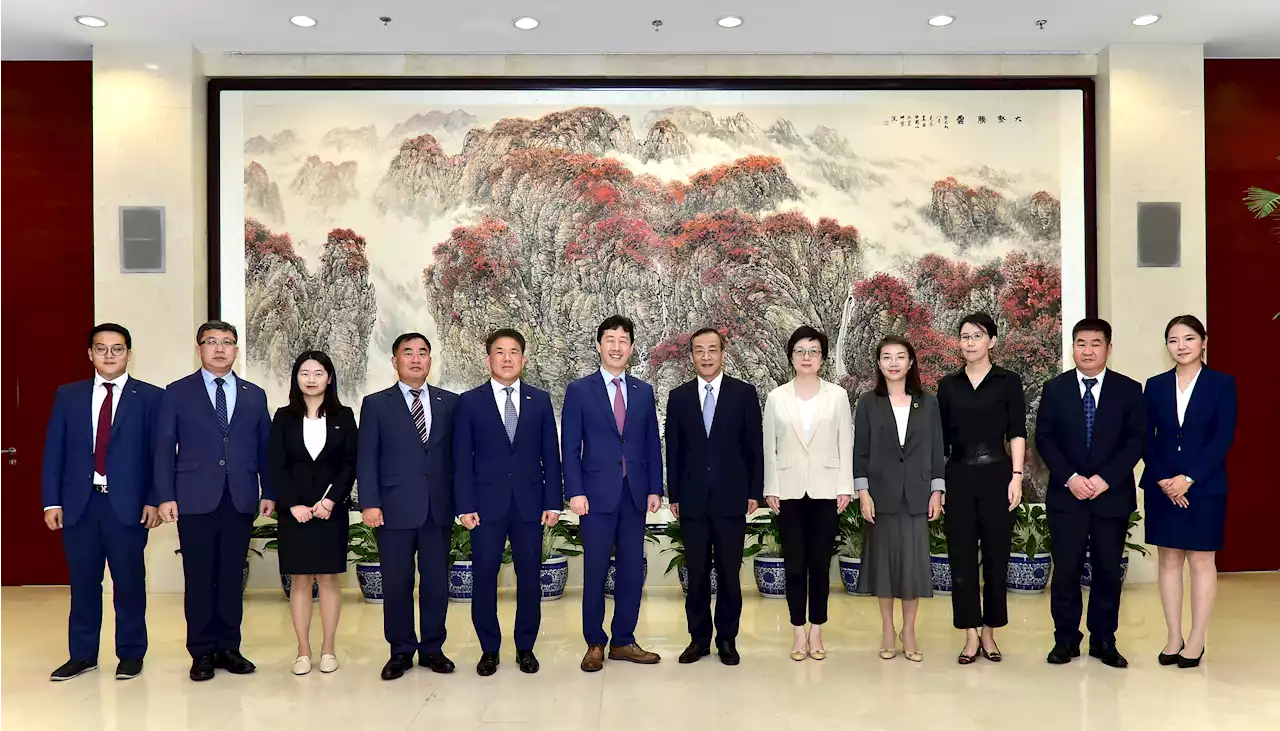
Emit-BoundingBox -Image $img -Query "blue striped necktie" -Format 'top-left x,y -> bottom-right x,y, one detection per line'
503,387 -> 518,443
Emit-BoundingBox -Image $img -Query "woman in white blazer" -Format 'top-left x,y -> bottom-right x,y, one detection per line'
763,326 -> 854,661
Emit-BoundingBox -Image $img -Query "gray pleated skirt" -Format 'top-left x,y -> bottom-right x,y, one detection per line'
855,505 -> 933,600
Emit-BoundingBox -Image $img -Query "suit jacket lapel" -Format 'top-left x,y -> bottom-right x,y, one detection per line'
109,382 -> 137,439
874,393 -> 897,445
1179,368 -> 1208,428
623,381 -> 640,435
781,383 -> 807,449
904,395 -> 922,451
1064,374 -> 1088,450
591,374 -> 621,435
226,377 -> 250,433
425,385 -> 445,451
390,385 -> 425,449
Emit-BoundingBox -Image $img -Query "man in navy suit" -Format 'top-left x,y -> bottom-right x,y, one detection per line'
155,321 -> 274,681
1035,318 -> 1145,668
454,328 -> 563,676
562,315 -> 664,672
358,332 -> 458,680
665,328 -> 763,666
41,324 -> 163,682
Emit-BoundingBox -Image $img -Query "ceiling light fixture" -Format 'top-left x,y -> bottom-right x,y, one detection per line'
928,15 -> 955,27
717,16 -> 744,29
75,16 -> 108,28
1131,14 -> 1160,26
513,16 -> 539,30
144,63 -> 159,70
290,16 -> 318,28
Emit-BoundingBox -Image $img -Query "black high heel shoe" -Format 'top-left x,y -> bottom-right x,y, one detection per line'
1158,642 -> 1184,666
1176,648 -> 1205,668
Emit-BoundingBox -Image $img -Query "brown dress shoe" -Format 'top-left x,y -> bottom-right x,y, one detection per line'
608,643 -> 661,665
580,644 -> 606,673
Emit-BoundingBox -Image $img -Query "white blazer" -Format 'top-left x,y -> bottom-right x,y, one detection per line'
762,380 -> 854,499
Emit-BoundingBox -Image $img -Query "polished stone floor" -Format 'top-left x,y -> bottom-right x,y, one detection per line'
3,575 -> 1279,730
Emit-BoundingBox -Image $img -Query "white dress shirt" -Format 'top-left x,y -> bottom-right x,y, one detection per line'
797,396 -> 817,440
303,416 -> 326,460
397,381 -> 432,440
600,367 -> 628,409
1176,367 -> 1201,426
492,378 -> 521,418
1076,368 -> 1107,407
697,372 -> 724,412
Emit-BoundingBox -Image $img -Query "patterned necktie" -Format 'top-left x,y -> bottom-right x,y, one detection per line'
410,389 -> 428,444
703,383 -> 716,436
1082,378 -> 1098,450
94,383 -> 114,476
503,386 -> 518,444
214,378 -> 229,434
612,377 -> 627,477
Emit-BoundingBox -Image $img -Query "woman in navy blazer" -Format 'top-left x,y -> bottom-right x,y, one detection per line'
1142,315 -> 1237,668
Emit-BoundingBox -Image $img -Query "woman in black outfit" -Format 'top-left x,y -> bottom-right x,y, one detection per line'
936,313 -> 1026,664
269,350 -> 357,675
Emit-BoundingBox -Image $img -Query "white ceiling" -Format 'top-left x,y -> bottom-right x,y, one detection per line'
2,0 -> 1278,61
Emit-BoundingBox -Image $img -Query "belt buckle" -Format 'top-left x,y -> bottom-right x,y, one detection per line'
95,483 -> 109,494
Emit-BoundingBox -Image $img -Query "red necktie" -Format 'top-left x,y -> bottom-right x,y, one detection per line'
94,383 -> 114,476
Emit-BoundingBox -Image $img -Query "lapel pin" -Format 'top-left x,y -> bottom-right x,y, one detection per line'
913,402 -> 919,409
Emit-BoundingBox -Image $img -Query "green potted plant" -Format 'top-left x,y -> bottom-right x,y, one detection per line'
928,513 -> 952,594
448,520 -> 473,602
836,508 -> 865,594
540,515 -> 582,601
746,512 -> 785,598
251,512 -> 318,602
605,524 -> 659,597
1008,503 -> 1052,593
660,520 -> 719,595
348,522 -> 382,603
1082,510 -> 1149,588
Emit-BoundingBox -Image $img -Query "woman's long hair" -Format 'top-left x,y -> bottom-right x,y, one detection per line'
287,350 -> 343,418
873,335 -> 923,396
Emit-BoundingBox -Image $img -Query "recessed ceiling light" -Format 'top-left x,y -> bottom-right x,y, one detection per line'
75,16 -> 107,28
928,15 -> 955,28
144,63 -> 159,71
717,16 -> 744,29
1132,14 -> 1160,27
290,16 -> 318,28
513,16 -> 539,30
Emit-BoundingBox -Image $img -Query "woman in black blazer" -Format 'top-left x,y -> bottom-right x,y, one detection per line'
1142,315 -> 1237,668
269,350 -> 357,675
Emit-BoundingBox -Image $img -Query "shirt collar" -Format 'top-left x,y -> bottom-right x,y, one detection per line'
1076,368 -> 1107,386
201,369 -> 236,387
398,380 -> 427,397
491,378 -> 520,397
600,367 -> 626,386
698,372 -> 724,392
95,372 -> 130,389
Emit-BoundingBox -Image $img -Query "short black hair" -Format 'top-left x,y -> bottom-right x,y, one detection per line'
688,327 -> 725,351
486,328 -> 526,354
787,326 -> 829,361
958,312 -> 998,339
1072,318 -> 1113,345
1164,314 -> 1207,341
392,332 -> 432,354
873,335 -> 923,397
287,350 -> 344,418
89,323 -> 132,350
596,315 -> 635,343
197,320 -> 238,344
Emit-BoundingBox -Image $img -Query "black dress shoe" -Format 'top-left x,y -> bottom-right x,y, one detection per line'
679,642 -> 711,664
1088,642 -> 1129,668
476,652 -> 499,677
516,650 -> 540,674
419,652 -> 456,674
381,653 -> 414,681
50,658 -> 97,682
1158,642 -> 1184,666
189,654 -> 216,682
115,658 -> 144,680
214,649 -> 256,674
716,640 -> 741,666
1047,641 -> 1081,664
1176,648 -> 1205,668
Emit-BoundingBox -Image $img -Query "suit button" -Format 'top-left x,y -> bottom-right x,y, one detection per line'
219,460 -> 226,466
706,467 -> 712,472
223,437 -> 228,443
424,474 -> 429,479
620,437 -> 626,444
618,460 -> 623,466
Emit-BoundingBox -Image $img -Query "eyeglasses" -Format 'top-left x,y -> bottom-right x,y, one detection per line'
959,334 -> 989,343
92,345 -> 127,356
200,338 -> 238,348
792,348 -> 822,359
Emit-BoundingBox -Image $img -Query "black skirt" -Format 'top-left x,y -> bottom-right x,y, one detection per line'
278,511 -> 348,575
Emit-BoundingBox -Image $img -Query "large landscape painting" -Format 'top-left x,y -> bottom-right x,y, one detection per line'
218,85 -> 1088,500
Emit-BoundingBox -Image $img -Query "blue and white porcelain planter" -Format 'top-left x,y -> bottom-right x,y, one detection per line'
356,562 -> 383,604
753,555 -> 787,598
930,553 -> 953,594
448,560 -> 474,602
605,556 -> 648,598
281,574 -> 319,602
676,565 -> 719,595
540,555 -> 570,601
838,556 -> 862,595
1081,551 -> 1130,589
1007,553 -> 1052,593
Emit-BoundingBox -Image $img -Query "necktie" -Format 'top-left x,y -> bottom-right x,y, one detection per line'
94,383 -> 114,476
703,383 -> 716,436
612,377 -> 627,477
214,378 -> 229,434
1082,378 -> 1098,450
503,386 -> 518,444
410,389 -> 429,444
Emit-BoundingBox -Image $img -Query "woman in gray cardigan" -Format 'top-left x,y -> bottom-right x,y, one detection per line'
853,336 -> 946,662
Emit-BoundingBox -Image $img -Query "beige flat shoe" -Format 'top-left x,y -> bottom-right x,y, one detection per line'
790,643 -> 808,662
292,656 -> 312,675
900,632 -> 922,662
808,648 -> 827,661
318,654 -> 339,673
879,648 -> 898,660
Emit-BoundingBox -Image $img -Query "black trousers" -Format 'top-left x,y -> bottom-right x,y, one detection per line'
777,496 -> 838,627
377,520 -> 451,657
1048,509 -> 1128,646
177,490 -> 254,657
682,515 -> 746,645
943,462 -> 1014,629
